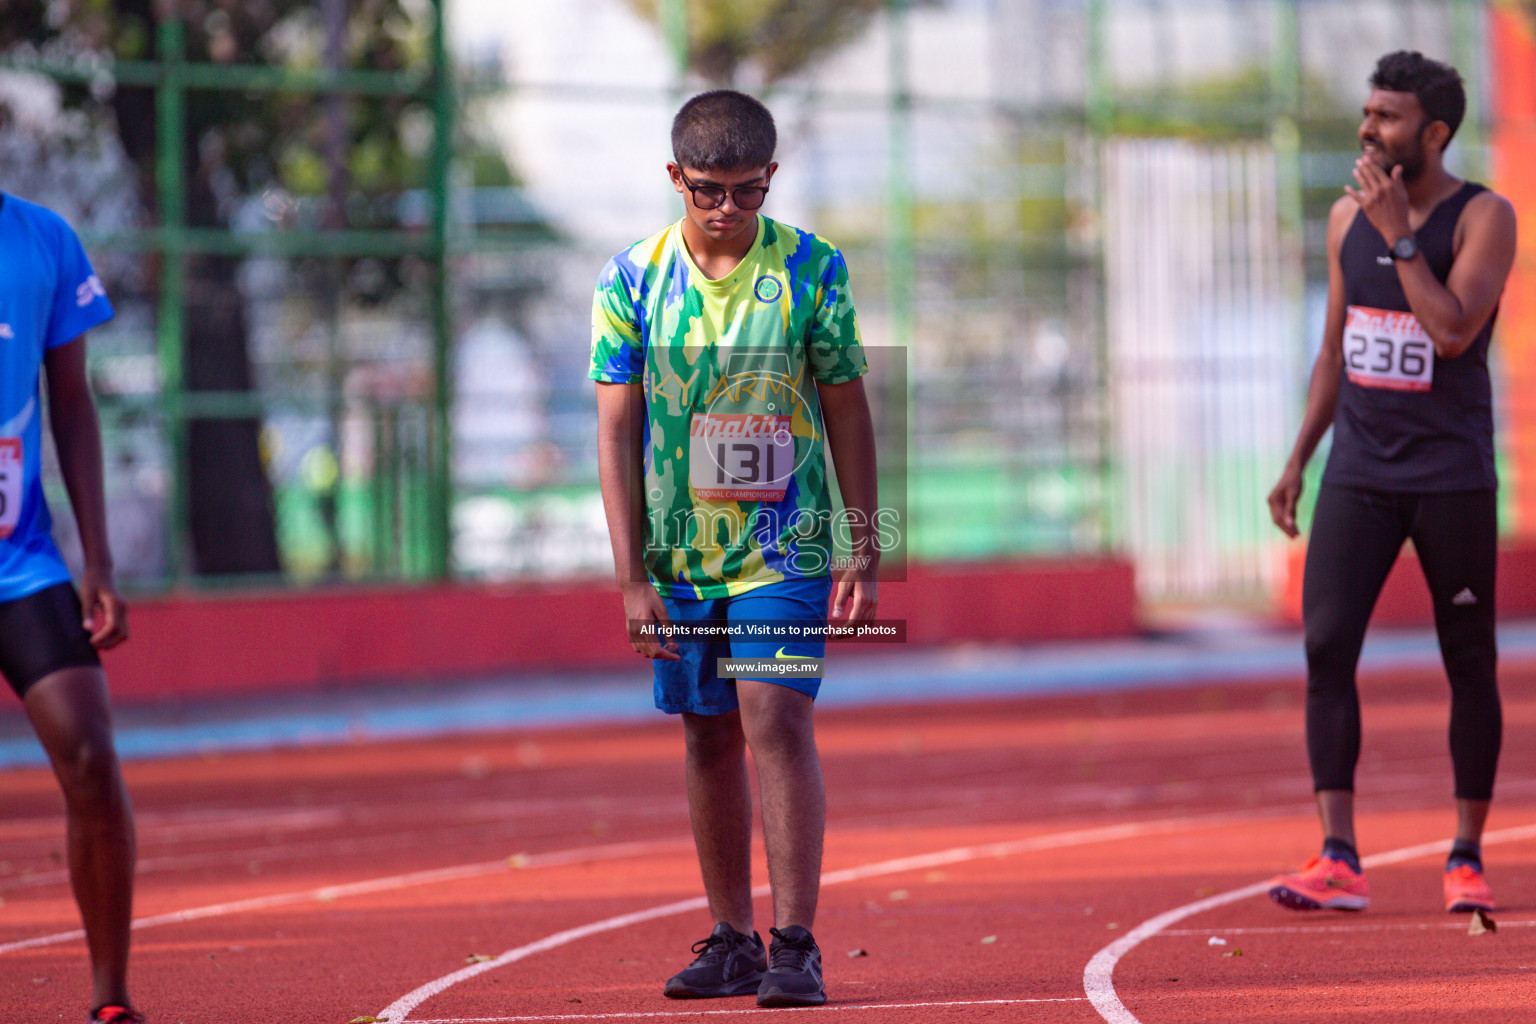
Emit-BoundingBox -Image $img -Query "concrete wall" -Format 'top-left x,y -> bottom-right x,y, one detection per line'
102,557 -> 1138,702
1280,543 -> 1536,628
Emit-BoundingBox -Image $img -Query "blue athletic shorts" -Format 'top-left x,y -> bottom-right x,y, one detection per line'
654,576 -> 833,716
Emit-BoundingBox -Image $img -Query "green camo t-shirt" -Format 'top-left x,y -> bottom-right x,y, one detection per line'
590,216 -> 867,598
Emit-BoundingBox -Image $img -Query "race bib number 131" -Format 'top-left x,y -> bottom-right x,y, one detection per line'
0,438 -> 21,538
690,413 -> 794,502
1345,305 -> 1434,392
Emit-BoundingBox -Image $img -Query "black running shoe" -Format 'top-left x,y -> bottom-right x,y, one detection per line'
663,922 -> 767,999
757,925 -> 826,1007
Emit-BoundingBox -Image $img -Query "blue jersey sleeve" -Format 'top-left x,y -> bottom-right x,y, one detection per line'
806,245 -> 866,385
46,223 -> 114,349
589,257 -> 646,384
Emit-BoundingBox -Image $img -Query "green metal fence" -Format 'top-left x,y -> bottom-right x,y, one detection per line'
2,0 -> 1510,602
3,4 -> 456,588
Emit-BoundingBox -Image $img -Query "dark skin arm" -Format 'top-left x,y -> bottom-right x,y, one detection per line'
43,336 -> 127,648
1345,159 -> 1517,358
1267,195 -> 1353,539
595,380 -> 679,660
816,376 -> 879,623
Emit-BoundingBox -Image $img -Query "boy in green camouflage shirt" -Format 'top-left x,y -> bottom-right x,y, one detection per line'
592,90 -> 879,1008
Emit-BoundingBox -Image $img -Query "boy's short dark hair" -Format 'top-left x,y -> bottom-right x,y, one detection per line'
1370,50 -> 1466,145
671,90 -> 776,172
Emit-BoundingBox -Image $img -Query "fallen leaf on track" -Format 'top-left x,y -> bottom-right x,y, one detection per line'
1223,948 -> 1244,958
1208,937 -> 1227,946
847,948 -> 868,958
888,889 -> 909,901
980,935 -> 997,944
1470,909 -> 1497,935
465,954 -> 495,964
508,852 -> 531,869
349,1017 -> 385,1023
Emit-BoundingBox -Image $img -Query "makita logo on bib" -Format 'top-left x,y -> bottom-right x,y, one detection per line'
690,413 -> 790,439
1346,306 -> 1425,338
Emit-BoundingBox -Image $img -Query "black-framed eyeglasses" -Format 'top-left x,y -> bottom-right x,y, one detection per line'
679,169 -> 769,211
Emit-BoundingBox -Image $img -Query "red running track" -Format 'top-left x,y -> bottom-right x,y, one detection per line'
2,661 -> 1534,1024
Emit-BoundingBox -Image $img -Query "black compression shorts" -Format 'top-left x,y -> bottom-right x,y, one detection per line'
0,582 -> 101,698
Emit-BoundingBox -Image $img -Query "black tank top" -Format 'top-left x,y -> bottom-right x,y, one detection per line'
1323,181 -> 1497,492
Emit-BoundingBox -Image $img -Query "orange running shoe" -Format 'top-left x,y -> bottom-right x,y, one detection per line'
1444,864 -> 1494,913
1268,856 -> 1370,911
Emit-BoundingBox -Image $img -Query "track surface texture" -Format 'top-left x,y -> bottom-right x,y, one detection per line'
3,660 -> 1535,1023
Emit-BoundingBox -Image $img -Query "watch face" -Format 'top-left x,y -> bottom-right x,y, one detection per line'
1392,236 -> 1419,260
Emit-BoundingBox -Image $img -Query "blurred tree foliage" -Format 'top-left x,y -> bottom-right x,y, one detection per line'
623,0 -> 890,86
0,1 -> 464,216
0,0 -> 512,577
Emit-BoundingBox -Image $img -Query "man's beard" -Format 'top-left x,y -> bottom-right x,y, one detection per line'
1385,124 -> 1431,181
1363,120 -> 1430,182
1387,146 -> 1427,181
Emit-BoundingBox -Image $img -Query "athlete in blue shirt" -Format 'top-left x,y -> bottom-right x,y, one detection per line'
0,192 -> 142,1024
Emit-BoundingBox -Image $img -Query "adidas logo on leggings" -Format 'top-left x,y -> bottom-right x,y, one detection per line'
1452,588 -> 1478,606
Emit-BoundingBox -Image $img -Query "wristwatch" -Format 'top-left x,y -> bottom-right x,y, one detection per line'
1389,236 -> 1420,262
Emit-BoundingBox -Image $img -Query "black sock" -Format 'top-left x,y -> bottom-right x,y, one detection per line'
1321,836 -> 1360,873
1447,839 -> 1482,873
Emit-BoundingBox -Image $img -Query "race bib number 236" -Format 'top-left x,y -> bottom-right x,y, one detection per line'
1345,305 -> 1434,392
0,438 -> 21,538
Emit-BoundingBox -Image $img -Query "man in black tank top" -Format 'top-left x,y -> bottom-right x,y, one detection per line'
1265,52 -> 1517,916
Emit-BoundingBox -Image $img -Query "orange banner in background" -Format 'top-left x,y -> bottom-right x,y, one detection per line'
1490,4 -> 1536,534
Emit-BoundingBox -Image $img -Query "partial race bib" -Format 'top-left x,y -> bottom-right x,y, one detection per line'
0,438 -> 20,538
690,413 -> 795,502
1344,305 -> 1434,392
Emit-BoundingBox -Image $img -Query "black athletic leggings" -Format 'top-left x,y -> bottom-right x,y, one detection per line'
1302,484 -> 1501,800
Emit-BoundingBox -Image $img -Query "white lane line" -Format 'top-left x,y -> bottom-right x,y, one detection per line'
2,798 -> 692,892
1082,822 -> 1536,1024
375,810 -> 1284,1023
1160,919 -> 1535,936
0,863 -> 518,955
0,838 -> 687,956
1,810 -> 1263,961
408,1000 -> 1086,1023
1,829 -> 533,893
0,806 -> 346,845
